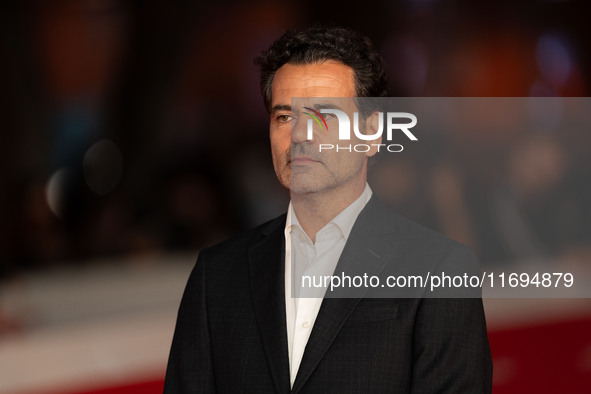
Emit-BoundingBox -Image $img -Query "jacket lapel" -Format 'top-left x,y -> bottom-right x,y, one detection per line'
291,197 -> 398,393
248,215 -> 291,394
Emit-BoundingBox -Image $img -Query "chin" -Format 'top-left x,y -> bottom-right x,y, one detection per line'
288,180 -> 315,194
289,180 -> 333,195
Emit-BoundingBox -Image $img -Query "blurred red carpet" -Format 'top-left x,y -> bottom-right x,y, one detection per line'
73,378 -> 164,394
65,317 -> 591,394
489,316 -> 591,393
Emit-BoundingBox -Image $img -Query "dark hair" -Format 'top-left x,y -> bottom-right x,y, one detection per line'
254,26 -> 388,112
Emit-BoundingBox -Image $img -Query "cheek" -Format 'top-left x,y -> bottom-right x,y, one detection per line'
270,130 -> 290,150
333,151 -> 367,170
270,137 -> 284,152
270,138 -> 288,167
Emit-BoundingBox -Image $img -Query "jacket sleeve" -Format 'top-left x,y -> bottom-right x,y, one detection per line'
164,250 -> 215,393
410,246 -> 493,394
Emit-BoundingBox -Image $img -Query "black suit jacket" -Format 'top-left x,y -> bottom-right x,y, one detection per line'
164,196 -> 493,393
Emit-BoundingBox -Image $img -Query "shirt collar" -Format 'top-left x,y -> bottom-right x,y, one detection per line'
285,183 -> 372,241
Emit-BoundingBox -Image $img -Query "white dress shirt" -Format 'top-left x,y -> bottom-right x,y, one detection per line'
284,184 -> 372,387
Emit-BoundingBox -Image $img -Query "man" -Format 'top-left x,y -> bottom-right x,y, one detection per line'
164,27 -> 492,393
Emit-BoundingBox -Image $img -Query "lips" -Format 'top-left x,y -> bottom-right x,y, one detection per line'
290,155 -> 319,164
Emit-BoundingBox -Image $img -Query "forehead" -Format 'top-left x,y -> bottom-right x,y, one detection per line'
271,62 -> 356,106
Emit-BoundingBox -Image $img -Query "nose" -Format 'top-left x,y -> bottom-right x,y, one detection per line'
292,117 -> 315,144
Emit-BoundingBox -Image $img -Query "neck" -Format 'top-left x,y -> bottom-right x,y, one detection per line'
291,178 -> 366,243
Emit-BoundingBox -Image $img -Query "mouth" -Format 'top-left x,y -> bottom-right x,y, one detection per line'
289,156 -> 320,165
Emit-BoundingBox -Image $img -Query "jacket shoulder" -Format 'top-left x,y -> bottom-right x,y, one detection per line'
367,197 -> 471,253
197,213 -> 286,267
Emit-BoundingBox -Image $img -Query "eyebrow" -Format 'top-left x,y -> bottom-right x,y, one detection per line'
270,102 -> 346,115
312,102 -> 344,112
270,104 -> 291,115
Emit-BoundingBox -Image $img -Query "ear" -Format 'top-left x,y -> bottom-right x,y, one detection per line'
365,111 -> 382,157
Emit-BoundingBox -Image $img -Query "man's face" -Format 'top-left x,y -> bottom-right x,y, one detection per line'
269,61 -> 379,196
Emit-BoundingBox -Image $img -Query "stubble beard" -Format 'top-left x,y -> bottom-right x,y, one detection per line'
273,144 -> 366,197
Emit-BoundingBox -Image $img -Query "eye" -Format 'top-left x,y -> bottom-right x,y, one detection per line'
275,114 -> 292,123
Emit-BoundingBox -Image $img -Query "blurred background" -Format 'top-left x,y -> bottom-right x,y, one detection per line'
1,0 -> 590,392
